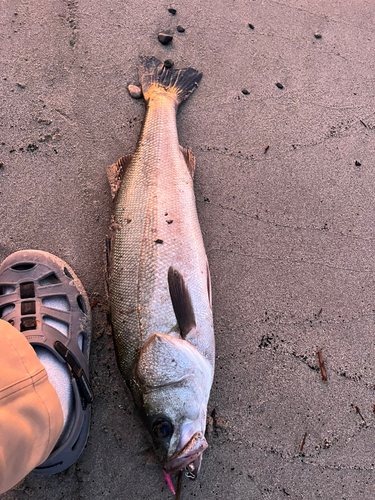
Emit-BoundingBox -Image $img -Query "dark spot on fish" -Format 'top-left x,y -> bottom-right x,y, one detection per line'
158,33 -> 173,45
27,143 -> 38,152
164,59 -> 174,69
168,8 -> 176,14
355,160 -> 361,166
166,220 -> 173,224
155,239 -> 164,244
165,212 -> 168,216
177,25 -> 185,33
276,82 -> 284,89
127,218 -> 132,223
248,23 -> 255,30
241,89 -> 250,95
314,33 -> 322,39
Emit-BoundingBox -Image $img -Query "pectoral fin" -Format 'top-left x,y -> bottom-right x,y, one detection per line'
168,267 -> 196,338
107,154 -> 133,199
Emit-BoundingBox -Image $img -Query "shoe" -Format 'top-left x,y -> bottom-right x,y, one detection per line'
0,250 -> 93,476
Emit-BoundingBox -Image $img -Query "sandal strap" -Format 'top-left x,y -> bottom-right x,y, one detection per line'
54,341 -> 93,404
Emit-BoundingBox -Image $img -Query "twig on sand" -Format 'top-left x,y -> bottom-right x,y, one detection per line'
299,432 -> 307,454
355,406 -> 366,425
176,471 -> 183,500
317,349 -> 327,381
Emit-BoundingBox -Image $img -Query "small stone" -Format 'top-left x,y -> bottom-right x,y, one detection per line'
168,8 -> 177,15
177,25 -> 185,33
16,82 -> 25,89
164,59 -> 174,69
241,89 -> 250,95
355,160 -> 361,166
158,33 -> 173,45
127,85 -> 142,99
314,33 -> 322,39
248,23 -> 255,30
0,162 -> 4,168
276,82 -> 284,89
26,143 -> 38,152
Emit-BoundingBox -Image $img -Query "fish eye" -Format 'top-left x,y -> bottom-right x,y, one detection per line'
152,418 -> 174,439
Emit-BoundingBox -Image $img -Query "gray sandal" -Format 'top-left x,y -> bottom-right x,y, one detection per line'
0,250 -> 93,476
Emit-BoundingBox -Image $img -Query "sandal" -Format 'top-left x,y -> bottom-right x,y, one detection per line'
0,250 -> 93,476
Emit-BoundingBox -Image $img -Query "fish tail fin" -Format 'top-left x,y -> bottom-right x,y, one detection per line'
139,56 -> 202,105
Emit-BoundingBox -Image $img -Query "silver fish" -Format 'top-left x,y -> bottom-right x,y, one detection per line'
107,56 -> 215,478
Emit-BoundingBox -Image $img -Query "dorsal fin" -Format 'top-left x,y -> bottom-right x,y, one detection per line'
180,146 -> 196,179
107,154 -> 133,199
168,267 -> 196,337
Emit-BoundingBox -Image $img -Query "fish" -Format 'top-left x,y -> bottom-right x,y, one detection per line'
107,56 -> 215,479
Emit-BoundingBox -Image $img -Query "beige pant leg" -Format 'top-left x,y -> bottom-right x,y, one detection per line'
0,319 -> 63,494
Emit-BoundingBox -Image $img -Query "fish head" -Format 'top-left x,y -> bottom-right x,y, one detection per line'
135,333 -> 213,477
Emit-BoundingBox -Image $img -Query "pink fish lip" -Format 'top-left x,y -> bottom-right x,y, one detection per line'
163,431 -> 208,477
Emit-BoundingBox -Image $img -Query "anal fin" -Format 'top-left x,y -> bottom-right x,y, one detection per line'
168,267 -> 196,338
107,154 -> 133,199
180,146 -> 196,179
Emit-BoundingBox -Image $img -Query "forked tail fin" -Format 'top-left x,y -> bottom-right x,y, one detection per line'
138,56 -> 202,105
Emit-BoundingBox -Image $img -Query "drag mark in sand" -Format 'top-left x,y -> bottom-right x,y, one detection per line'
198,198 -> 375,244
206,246 -> 375,275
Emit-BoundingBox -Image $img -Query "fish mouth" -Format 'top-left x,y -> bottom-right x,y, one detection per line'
163,431 -> 208,479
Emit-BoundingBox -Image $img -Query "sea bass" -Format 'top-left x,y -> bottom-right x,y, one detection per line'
107,56 -> 215,479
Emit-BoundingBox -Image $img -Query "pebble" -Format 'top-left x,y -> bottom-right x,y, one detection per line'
164,59 -> 174,69
168,8 -> 177,15
127,85 -> 142,99
158,33 -> 173,45
314,33 -> 322,39
248,23 -> 255,30
275,82 -> 284,89
241,89 -> 250,95
355,160 -> 361,167
177,25 -> 185,33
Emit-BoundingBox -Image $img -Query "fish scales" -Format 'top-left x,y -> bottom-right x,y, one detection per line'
112,89 -> 213,379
